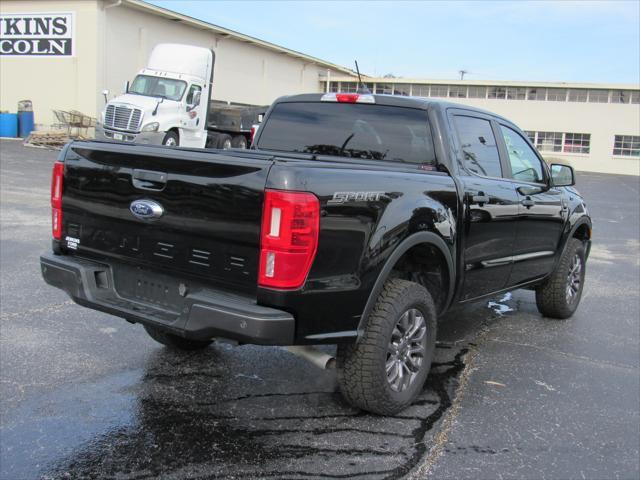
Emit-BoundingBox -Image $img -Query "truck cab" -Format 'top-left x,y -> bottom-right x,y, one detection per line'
96,43 -> 213,148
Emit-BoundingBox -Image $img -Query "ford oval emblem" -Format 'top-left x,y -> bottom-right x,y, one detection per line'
130,199 -> 164,220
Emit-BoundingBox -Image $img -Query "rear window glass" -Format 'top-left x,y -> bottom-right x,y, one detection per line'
257,102 -> 436,166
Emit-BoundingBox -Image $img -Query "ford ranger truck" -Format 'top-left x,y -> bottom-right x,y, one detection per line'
41,93 -> 592,415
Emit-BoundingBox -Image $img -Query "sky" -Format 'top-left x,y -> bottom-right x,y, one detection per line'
148,1 -> 640,84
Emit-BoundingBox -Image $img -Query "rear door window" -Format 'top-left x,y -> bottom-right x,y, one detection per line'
257,102 -> 436,166
453,116 -> 502,178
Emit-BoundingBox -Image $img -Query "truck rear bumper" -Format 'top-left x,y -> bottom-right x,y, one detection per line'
40,253 -> 295,345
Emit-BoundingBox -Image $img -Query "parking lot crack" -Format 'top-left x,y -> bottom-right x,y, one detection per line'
406,332 -> 488,479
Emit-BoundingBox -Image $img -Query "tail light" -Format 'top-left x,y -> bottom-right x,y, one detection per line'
321,92 -> 375,104
51,161 -> 64,239
259,189 -> 320,290
250,124 -> 259,144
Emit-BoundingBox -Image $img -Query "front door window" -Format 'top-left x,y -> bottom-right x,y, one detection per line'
500,125 -> 545,183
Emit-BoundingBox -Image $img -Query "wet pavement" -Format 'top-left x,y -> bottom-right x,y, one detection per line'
1,139 -> 638,479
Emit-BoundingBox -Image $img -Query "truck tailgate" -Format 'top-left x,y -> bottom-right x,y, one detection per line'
61,142 -> 273,294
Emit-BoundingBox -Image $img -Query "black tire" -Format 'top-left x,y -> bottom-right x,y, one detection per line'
144,325 -> 212,351
162,131 -> 179,147
535,238 -> 586,319
217,134 -> 232,149
231,135 -> 247,149
336,279 -> 437,415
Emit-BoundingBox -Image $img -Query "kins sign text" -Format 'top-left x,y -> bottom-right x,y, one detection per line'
0,13 -> 74,56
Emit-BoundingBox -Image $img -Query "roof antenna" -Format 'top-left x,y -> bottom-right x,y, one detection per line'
355,61 -> 371,94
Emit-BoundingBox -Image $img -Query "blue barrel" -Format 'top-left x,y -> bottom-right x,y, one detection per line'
18,111 -> 34,137
0,113 -> 18,138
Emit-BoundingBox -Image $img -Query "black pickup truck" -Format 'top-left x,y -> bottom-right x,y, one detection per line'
41,92 -> 591,414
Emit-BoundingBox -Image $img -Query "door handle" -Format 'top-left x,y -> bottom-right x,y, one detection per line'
132,169 -> 167,191
471,192 -> 490,206
521,197 -> 535,208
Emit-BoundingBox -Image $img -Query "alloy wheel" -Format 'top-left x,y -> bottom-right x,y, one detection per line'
386,308 -> 427,392
566,253 -> 582,304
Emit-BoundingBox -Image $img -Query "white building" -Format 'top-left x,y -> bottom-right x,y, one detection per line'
324,77 -> 640,175
1,0 -> 638,175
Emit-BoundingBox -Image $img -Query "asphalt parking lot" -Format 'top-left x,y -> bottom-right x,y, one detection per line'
1,138 -> 638,480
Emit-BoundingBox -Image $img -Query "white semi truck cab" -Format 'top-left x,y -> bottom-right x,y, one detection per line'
97,43 -> 264,149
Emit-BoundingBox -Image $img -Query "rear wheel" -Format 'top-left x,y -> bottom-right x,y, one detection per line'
535,238 -> 586,319
217,134 -> 232,149
144,325 -> 212,351
336,279 -> 437,415
231,135 -> 247,149
162,131 -> 179,147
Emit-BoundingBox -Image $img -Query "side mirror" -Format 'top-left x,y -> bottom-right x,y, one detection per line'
152,97 -> 164,116
550,163 -> 575,187
102,89 -> 109,104
124,80 -> 130,94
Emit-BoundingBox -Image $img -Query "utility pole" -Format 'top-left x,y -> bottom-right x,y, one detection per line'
459,70 -> 468,80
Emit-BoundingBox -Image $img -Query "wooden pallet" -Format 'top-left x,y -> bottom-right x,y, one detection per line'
23,130 -> 89,150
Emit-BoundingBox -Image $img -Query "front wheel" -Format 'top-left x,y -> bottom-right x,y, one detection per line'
217,134 -> 232,149
144,325 -> 212,351
162,131 -> 179,147
535,238 -> 587,319
231,135 -> 247,149
336,279 -> 437,415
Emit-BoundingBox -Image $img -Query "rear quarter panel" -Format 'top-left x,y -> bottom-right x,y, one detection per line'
259,159 -> 458,342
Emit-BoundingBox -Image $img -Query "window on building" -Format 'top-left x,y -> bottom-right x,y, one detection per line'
506,87 -> 526,100
546,89 -> 567,101
454,116 -> 502,178
374,83 -> 394,94
412,84 -> 430,97
631,91 -> 640,104
430,85 -> 449,97
588,90 -> 609,103
527,88 -> 547,100
467,86 -> 487,99
329,81 -> 340,93
535,131 -> 563,152
524,131 -> 536,144
393,84 -> 411,96
488,86 -> 507,99
500,126 -> 545,183
339,82 -> 358,93
449,86 -> 467,98
568,89 -> 588,102
563,133 -> 591,154
613,135 -> 640,157
611,90 -> 631,104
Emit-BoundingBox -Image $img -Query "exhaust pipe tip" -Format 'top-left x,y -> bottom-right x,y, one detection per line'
285,345 -> 336,370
